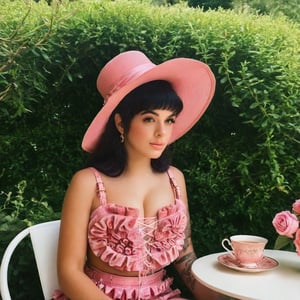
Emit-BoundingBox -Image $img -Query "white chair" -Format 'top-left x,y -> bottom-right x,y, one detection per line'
0,220 -> 61,300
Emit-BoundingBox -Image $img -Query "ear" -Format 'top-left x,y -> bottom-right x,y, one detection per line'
114,113 -> 124,134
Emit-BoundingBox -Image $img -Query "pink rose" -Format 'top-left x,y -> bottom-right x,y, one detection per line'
272,211 -> 299,238
292,199 -> 300,214
293,229 -> 300,256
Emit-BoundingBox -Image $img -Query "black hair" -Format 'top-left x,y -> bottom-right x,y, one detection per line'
86,80 -> 183,176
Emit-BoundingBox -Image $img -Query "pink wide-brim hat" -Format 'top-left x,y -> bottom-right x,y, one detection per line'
82,50 -> 216,152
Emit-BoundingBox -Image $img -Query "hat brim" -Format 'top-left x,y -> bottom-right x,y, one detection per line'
82,58 -> 215,152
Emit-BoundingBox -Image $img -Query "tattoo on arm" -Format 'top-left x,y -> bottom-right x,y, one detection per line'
182,218 -> 192,251
175,252 -> 197,291
175,214 -> 198,291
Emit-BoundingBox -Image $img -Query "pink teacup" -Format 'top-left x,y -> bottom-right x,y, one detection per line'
221,235 -> 268,267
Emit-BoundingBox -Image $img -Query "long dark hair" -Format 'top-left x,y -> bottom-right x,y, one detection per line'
86,80 -> 183,176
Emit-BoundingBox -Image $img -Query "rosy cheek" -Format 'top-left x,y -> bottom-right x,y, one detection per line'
128,126 -> 146,140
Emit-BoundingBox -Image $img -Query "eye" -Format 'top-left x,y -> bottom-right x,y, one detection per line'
166,117 -> 176,124
143,116 -> 155,123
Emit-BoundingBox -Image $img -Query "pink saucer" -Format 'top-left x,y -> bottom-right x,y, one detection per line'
217,253 -> 279,273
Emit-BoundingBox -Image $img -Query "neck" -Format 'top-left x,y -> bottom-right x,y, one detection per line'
124,157 -> 154,177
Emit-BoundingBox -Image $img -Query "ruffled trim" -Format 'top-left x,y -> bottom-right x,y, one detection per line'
149,201 -> 187,269
88,200 -> 187,272
52,276 -> 183,300
88,204 -> 145,271
86,267 -> 182,300
99,276 -> 179,300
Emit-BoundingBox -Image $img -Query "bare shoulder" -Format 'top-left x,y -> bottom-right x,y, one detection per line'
63,168 -> 97,207
168,166 -> 189,205
169,165 -> 186,185
70,167 -> 96,185
168,165 -> 188,200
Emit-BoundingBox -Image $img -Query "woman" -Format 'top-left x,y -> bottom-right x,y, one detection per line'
54,50 -> 222,299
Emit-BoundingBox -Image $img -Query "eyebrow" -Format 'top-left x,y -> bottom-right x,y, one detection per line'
140,110 -> 177,118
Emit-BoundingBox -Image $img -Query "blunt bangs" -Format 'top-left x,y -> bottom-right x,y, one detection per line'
114,80 -> 183,128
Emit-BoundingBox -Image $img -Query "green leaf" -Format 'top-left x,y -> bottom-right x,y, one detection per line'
274,235 -> 292,250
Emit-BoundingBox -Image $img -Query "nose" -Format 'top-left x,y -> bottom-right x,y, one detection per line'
155,122 -> 167,137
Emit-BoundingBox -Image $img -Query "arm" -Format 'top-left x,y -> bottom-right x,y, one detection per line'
171,167 -> 226,300
174,223 -> 223,300
57,169 -> 111,300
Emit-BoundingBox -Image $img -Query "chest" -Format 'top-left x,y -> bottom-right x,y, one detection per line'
98,174 -> 175,218
89,201 -> 187,253
88,201 -> 187,271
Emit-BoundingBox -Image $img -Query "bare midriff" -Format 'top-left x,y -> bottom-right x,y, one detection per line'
86,247 -> 160,277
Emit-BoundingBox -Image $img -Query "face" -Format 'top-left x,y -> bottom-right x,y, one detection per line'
122,109 -> 176,160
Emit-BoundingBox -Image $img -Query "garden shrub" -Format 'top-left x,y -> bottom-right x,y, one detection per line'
232,0 -> 300,23
188,0 -> 232,10
0,0 -> 299,298
0,180 -> 59,299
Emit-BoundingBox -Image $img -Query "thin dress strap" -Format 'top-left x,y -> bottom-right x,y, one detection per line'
90,167 -> 107,206
167,169 -> 181,200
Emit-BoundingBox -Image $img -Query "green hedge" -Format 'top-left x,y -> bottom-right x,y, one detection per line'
0,0 -> 299,298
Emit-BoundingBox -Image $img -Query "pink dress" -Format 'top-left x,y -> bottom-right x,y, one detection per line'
53,168 -> 188,300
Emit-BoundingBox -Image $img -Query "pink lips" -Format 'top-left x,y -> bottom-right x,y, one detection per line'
150,142 -> 165,150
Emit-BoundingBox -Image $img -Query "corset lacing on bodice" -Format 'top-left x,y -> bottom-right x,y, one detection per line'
87,167 -> 187,299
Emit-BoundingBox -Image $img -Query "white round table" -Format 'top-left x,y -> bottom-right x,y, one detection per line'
191,249 -> 300,300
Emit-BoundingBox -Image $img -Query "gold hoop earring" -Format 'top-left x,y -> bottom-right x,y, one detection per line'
120,133 -> 124,143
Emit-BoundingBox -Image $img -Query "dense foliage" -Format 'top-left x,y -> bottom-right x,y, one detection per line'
188,0 -> 232,10
232,0 -> 300,23
0,0 -> 299,298
188,0 -> 300,23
